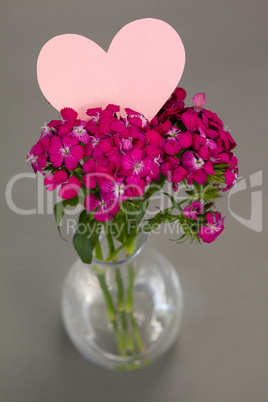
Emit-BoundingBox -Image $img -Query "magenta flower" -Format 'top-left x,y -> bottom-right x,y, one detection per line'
49,136 -> 84,171
125,108 -> 149,130
172,87 -> 187,101
201,110 -> 224,138
58,177 -> 81,199
181,111 -> 201,132
48,107 -> 78,137
44,170 -> 81,200
173,165 -> 207,186
84,193 -> 120,222
199,212 -> 225,243
218,129 -> 236,151
160,156 -> 180,182
198,145 -> 230,175
26,137 -> 50,174
164,127 -> 181,155
84,133 -> 112,159
181,151 -> 205,171
192,92 -> 206,112
82,158 -> 110,189
122,148 -> 153,178
70,121 -> 90,144
99,177 -> 127,202
184,201 -> 203,220
44,170 -> 68,191
40,124 -> 56,139
125,176 -> 145,198
26,147 -> 44,175
192,127 -> 217,152
222,168 -> 238,192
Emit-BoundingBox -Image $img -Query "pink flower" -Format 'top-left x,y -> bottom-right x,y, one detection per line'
181,151 -> 205,171
40,124 -> 56,139
160,156 -> 180,182
173,165 -> 207,186
222,168 -> 238,192
58,177 -> 81,199
86,105 -> 118,135
44,170 -> 81,200
26,147 -> 44,175
49,136 -> 84,170
84,133 -> 112,159
201,110 -> 223,138
122,148 -> 153,178
125,176 -> 145,198
82,158 -> 110,189
164,127 -> 181,155
99,177 -> 127,202
192,93 -> 206,112
84,193 -> 120,222
70,121 -> 90,144
181,111 -> 201,132
184,201 -> 203,220
218,129 -> 236,151
26,137 -> 50,174
50,107 -> 78,137
199,212 -> 225,243
44,170 -> 68,191
125,108 -> 149,130
172,87 -> 187,101
198,145 -> 229,175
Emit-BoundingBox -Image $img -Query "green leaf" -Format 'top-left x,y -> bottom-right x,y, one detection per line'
163,192 -> 184,211
72,211 -> 102,264
53,196 -> 79,241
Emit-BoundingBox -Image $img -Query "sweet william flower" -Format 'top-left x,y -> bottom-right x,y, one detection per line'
222,168 -> 238,192
125,176 -> 145,198
70,121 -> 90,144
84,193 -> 120,222
122,148 -> 153,178
164,127 -> 181,156
199,212 -> 225,243
82,158 -> 110,189
26,137 -> 50,174
125,108 -> 149,130
48,107 -> 78,137
192,92 -> 206,112
181,151 -> 205,172
184,201 -> 203,220
99,177 -> 127,202
49,136 -> 84,171
40,124 -> 56,139
173,165 -> 207,186
172,87 -> 187,101
44,170 -> 81,200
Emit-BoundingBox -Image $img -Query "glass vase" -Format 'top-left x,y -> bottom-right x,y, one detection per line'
61,233 -> 183,370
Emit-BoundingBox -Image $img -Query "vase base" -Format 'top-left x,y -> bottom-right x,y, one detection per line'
62,244 -> 183,370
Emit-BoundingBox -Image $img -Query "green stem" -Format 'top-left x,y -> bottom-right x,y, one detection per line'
125,263 -> 146,353
125,263 -> 135,312
95,240 -> 103,260
129,312 -> 146,352
95,271 -> 116,321
105,244 -> 124,262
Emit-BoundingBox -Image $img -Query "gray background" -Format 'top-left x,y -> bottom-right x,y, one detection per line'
1,1 -> 267,401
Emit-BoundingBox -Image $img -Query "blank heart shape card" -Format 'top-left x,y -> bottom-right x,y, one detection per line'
27,18 -> 239,370
37,18 -> 185,120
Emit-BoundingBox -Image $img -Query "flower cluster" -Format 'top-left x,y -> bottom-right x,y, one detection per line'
27,88 -> 238,243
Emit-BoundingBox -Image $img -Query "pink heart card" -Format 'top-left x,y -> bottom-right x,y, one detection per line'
37,18 -> 185,120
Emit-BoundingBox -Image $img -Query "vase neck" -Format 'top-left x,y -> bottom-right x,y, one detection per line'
92,232 -> 147,268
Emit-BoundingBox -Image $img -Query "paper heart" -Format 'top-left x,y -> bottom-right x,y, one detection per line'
37,18 -> 185,120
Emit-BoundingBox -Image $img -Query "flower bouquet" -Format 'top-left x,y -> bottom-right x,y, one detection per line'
27,19 -> 238,370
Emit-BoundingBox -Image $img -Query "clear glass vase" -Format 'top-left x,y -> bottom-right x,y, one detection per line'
61,233 -> 183,370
